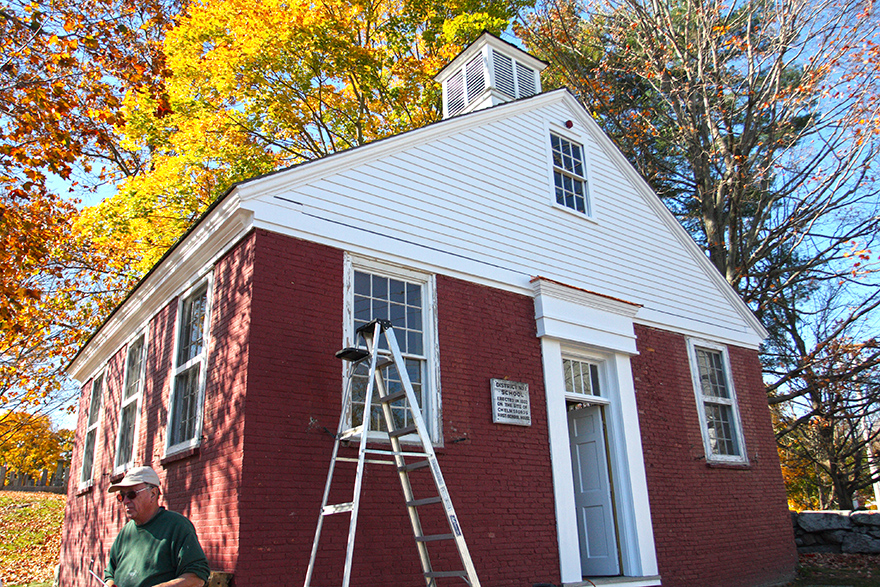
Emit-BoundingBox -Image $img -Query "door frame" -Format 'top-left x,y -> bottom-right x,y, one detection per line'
540,338 -> 658,583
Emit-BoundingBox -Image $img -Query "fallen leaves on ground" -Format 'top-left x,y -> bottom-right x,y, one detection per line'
0,491 -> 65,585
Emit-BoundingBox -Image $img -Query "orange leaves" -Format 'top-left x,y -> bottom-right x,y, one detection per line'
0,492 -> 67,585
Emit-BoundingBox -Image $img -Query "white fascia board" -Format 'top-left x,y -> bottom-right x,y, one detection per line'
67,196 -> 253,382
557,92 -> 769,343
634,308 -> 765,350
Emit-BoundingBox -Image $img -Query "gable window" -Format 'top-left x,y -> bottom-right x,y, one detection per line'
687,339 -> 747,463
167,280 -> 211,453
551,133 -> 590,215
80,372 -> 104,486
346,260 -> 438,441
115,333 -> 146,470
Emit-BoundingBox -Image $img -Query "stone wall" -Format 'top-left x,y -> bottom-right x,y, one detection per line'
793,510 -> 880,554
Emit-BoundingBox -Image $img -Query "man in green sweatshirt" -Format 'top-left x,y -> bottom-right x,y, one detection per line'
104,466 -> 210,587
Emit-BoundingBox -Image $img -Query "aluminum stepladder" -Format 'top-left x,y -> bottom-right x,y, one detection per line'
304,319 -> 481,587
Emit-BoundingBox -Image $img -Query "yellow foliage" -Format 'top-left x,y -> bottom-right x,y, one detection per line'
75,0 -> 527,276
0,412 -> 72,480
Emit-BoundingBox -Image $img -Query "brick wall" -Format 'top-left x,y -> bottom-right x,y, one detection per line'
231,232 -> 557,587
234,230 -> 346,585
59,231 -> 256,586
632,324 -> 797,587
61,225 -> 796,587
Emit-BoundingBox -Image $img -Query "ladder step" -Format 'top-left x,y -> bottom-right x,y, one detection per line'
388,424 -> 418,438
336,347 -> 369,362
398,460 -> 431,472
415,533 -> 455,543
425,571 -> 468,579
356,318 -> 391,335
379,389 -> 407,404
407,496 -> 442,507
339,425 -> 363,440
322,502 -> 354,515
375,356 -> 395,369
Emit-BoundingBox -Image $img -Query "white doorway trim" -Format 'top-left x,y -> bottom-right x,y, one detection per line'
541,338 -> 658,584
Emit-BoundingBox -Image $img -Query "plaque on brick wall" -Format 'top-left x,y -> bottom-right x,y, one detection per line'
491,379 -> 531,426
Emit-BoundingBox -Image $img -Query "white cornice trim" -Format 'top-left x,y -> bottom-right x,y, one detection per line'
532,277 -> 641,318
67,200 -> 253,381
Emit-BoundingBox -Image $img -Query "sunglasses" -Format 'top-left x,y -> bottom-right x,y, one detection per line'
115,486 -> 152,502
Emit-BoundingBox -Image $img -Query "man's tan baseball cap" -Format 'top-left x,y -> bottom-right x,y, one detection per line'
108,466 -> 161,492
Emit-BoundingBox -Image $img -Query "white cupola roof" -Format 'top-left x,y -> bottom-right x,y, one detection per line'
434,32 -> 548,119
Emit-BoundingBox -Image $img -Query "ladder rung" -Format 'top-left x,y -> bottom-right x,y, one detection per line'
379,389 -> 407,404
376,355 -> 394,368
388,424 -> 418,438
322,502 -> 354,515
398,460 -> 431,472
407,496 -> 442,507
425,571 -> 468,579
365,448 -> 429,458
337,456 -> 397,466
415,533 -> 455,542
339,425 -> 363,440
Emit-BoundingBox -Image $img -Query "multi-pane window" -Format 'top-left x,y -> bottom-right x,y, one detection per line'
80,373 -> 104,485
167,281 -> 210,451
563,358 -> 602,396
115,334 -> 145,469
551,133 -> 590,215
349,269 -> 430,436
688,340 -> 746,462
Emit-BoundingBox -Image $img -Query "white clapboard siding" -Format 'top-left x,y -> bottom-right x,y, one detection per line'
240,90 -> 761,347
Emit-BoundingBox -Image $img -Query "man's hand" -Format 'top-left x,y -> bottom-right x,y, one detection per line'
155,573 -> 207,587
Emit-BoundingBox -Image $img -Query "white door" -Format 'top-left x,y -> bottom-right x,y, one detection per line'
568,404 -> 620,576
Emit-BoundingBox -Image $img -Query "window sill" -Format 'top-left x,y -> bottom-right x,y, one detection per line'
705,460 -> 751,470
161,445 -> 200,466
76,481 -> 94,496
552,202 -> 598,224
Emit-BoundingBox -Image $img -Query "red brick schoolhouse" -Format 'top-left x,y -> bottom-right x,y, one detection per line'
59,33 -> 797,587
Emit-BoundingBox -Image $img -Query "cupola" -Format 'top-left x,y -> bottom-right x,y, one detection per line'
434,32 -> 548,119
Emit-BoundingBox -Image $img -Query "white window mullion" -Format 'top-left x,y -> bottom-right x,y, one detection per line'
687,339 -> 748,464
115,332 -> 146,471
344,256 -> 439,443
79,372 -> 105,487
166,277 -> 213,455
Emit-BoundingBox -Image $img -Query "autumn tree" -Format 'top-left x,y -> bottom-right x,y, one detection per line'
80,0 -> 532,273
519,0 -> 880,507
1,0 -> 183,420
0,412 -> 73,481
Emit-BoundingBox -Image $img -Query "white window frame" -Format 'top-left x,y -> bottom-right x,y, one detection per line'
79,370 -> 105,489
562,354 -> 609,406
343,255 -> 440,443
686,338 -> 748,464
114,331 -> 147,472
549,130 -> 591,217
165,276 -> 213,456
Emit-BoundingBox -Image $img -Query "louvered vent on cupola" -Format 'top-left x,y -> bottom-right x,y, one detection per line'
434,32 -> 548,119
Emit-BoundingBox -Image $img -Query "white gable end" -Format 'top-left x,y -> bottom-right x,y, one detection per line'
234,91 -> 763,349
